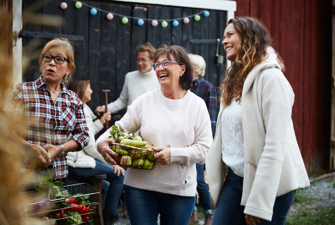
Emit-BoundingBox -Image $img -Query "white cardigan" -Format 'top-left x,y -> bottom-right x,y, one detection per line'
67,104 -> 107,168
206,47 -> 310,221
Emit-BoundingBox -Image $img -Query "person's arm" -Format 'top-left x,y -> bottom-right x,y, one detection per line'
93,112 -> 111,134
69,101 -> 89,150
44,140 -> 80,161
94,75 -> 129,115
243,69 -> 294,221
12,83 -> 51,168
96,99 -> 142,165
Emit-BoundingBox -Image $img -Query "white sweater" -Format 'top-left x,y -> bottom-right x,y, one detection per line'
67,104 -> 107,168
107,69 -> 160,113
96,88 -> 213,197
206,47 -> 310,221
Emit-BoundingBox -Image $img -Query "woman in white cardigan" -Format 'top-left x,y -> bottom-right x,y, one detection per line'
67,79 -> 125,225
206,17 -> 310,225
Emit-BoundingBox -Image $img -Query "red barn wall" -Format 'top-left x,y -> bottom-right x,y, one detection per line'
234,0 -> 332,170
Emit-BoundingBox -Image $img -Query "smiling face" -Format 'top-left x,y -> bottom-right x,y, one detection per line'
222,23 -> 241,63
155,54 -> 185,91
41,47 -> 70,84
82,83 -> 93,104
137,51 -> 153,73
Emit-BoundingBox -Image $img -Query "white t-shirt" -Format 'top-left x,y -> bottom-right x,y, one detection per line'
221,99 -> 245,177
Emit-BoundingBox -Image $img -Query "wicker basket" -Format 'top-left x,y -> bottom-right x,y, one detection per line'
110,143 -> 156,170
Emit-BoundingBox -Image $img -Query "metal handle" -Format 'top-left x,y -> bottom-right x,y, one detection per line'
216,38 -> 220,56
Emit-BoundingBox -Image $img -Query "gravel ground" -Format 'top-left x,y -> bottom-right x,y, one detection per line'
288,172 -> 335,217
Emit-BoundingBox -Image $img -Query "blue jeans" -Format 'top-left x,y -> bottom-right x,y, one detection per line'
212,168 -> 296,225
68,160 -> 125,214
194,164 -> 213,214
124,185 -> 195,225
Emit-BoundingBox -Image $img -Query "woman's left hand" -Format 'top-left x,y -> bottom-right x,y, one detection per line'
152,147 -> 171,165
43,144 -> 61,161
112,165 -> 126,176
245,214 -> 262,225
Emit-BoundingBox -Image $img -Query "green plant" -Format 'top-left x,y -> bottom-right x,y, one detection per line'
286,206 -> 335,225
293,188 -> 314,204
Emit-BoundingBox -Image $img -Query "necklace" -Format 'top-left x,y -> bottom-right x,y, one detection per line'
48,87 -> 61,94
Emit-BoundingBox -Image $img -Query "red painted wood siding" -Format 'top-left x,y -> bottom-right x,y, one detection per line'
234,0 -> 332,170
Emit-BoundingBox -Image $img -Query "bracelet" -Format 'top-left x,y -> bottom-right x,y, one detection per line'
60,144 -> 65,155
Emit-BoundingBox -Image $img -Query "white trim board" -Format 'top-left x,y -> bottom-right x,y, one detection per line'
110,0 -> 236,11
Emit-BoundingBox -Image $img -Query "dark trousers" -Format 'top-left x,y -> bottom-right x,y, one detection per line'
212,168 -> 296,225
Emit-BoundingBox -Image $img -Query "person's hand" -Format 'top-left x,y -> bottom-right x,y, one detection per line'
153,147 -> 171,165
94,106 -> 105,116
99,112 -> 111,124
43,144 -> 62,161
112,165 -> 126,176
245,214 -> 262,225
97,139 -> 118,165
29,144 -> 52,168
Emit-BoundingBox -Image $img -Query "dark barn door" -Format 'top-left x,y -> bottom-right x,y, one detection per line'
21,0 -> 227,127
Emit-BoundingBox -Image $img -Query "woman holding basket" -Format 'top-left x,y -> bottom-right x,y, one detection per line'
96,45 -> 213,225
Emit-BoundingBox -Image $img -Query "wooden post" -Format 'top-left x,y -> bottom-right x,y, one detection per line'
102,90 -> 110,130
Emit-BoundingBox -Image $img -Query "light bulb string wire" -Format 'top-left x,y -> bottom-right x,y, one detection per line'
72,0 -> 206,22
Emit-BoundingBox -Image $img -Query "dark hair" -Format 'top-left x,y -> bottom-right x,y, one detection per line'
68,78 -> 90,101
136,42 -> 156,59
153,44 -> 193,90
221,16 -> 285,106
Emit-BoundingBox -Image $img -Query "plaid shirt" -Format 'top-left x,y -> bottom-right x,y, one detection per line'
191,77 -> 218,137
13,77 -> 89,179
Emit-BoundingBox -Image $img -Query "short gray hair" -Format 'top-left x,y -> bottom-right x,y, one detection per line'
188,54 -> 206,77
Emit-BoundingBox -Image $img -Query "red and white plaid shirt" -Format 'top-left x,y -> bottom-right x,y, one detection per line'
13,77 -> 89,179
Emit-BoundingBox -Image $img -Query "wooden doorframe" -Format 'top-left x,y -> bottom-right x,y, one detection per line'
331,0 -> 335,171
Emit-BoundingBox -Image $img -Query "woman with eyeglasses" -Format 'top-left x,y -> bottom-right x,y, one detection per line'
96,45 -> 213,225
13,38 -> 89,184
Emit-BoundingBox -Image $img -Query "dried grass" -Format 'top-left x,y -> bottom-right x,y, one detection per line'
0,9 -> 38,225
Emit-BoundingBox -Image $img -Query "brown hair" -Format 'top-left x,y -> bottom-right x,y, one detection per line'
153,44 -> 193,90
39,38 -> 76,82
136,42 -> 156,59
68,78 -> 90,101
221,17 -> 285,106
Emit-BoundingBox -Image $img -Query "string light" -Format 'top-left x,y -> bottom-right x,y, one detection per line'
70,1 -> 208,26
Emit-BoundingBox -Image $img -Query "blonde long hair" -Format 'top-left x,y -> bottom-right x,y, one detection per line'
221,17 -> 285,106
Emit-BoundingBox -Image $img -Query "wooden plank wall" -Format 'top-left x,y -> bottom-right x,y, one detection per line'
234,0 -> 332,170
21,0 -> 227,131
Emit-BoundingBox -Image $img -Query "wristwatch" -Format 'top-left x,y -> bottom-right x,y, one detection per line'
60,144 -> 65,155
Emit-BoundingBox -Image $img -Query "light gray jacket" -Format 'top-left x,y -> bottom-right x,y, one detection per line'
206,47 -> 310,221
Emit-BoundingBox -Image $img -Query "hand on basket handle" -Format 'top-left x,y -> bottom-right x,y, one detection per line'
97,138 -> 118,165
153,147 -> 171,165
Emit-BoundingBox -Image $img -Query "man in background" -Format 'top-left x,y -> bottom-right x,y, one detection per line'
95,42 -> 159,115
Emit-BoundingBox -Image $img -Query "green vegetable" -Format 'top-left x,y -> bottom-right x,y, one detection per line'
59,211 -> 83,225
120,139 -> 147,148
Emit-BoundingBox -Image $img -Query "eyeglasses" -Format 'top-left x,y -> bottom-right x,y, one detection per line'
42,54 -> 68,64
152,60 -> 180,70
136,58 -> 150,62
